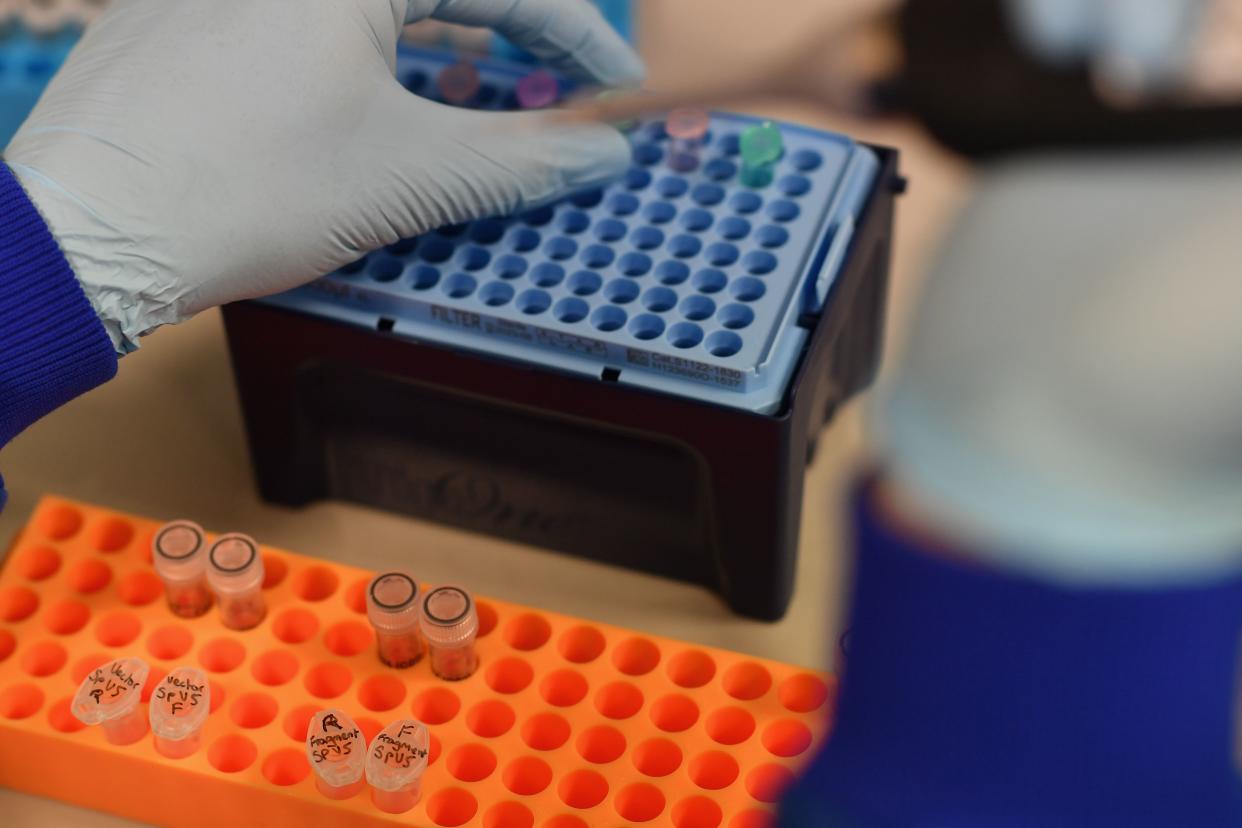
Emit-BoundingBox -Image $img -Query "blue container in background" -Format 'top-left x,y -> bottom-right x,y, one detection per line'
0,25 -> 78,148
492,0 -> 634,65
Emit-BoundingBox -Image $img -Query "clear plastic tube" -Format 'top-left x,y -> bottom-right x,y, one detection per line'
151,520 -> 213,618
72,656 -> 149,745
206,533 -> 266,630
419,585 -> 479,681
307,707 -> 366,800
366,572 -> 425,668
665,107 -> 710,173
149,665 -> 210,758
366,719 -> 430,814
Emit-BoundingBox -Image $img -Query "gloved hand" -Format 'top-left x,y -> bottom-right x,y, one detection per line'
1008,0 -> 1210,93
6,0 -> 644,353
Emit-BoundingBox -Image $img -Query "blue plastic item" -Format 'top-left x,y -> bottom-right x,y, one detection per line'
262,47 -> 878,414
492,0 -> 634,64
780,479 -> 1242,826
0,25 -> 79,148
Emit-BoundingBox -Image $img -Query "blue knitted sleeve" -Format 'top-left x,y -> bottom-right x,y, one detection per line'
0,161 -> 118,512
780,477 -> 1242,827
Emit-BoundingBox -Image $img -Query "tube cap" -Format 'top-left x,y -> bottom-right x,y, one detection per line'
72,656 -> 149,725
419,585 -> 479,648
367,572 -> 421,633
151,520 -> 206,582
148,665 -> 210,741
206,532 -> 264,594
365,719 -> 429,792
307,708 -> 366,788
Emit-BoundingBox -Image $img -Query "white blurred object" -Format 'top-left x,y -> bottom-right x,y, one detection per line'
878,147 -> 1242,585
1009,0 -> 1211,95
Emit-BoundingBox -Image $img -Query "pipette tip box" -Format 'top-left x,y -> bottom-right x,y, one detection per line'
223,46 -> 902,621
0,495 -> 837,827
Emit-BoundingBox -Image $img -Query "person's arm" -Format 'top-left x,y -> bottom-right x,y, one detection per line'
0,163 -> 117,511
781,149 -> 1242,826
781,477 -> 1242,827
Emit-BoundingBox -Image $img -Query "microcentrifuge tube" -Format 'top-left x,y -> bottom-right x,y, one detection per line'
739,121 -> 784,187
206,532 -> 266,631
307,708 -> 367,800
72,656 -> 150,745
665,107 -> 711,173
148,666 -> 210,759
515,69 -> 559,109
151,520 -> 213,618
366,719 -> 430,814
366,572 -> 425,668
419,585 -> 479,681
437,60 -> 480,105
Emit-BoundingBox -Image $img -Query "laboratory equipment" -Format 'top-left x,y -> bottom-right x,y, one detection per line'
0,495 -> 835,825
365,719 -> 430,814
150,519 -> 212,618
514,69 -> 559,109
365,571 -> 425,668
206,532 -> 266,630
70,655 -> 149,745
664,106 -> 710,172
225,45 -> 900,621
419,584 -> 479,680
436,59 -> 480,104
306,707 -> 367,800
739,121 -> 783,187
148,665 -> 210,758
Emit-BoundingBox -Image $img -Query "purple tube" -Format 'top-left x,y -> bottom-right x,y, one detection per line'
515,70 -> 559,109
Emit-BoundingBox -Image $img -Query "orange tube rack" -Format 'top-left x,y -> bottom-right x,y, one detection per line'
0,496 -> 835,827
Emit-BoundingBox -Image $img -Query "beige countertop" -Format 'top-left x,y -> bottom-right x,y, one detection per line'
0,2 -> 970,823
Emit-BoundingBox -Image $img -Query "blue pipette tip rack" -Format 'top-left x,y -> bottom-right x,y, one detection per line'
224,46 -> 896,618
262,47 -> 879,415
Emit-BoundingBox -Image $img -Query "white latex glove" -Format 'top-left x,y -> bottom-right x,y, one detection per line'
1008,0 -> 1210,93
5,0 -> 644,352
879,147 -> 1242,585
